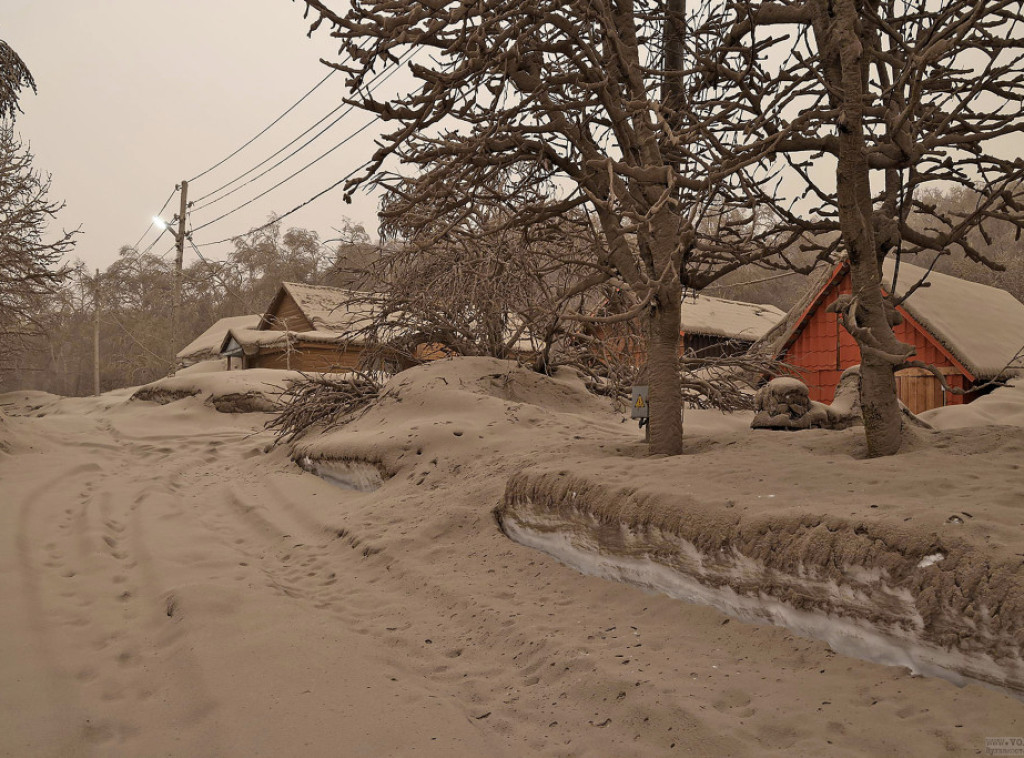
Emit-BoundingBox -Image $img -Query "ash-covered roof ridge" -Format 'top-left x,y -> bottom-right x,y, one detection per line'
260,282 -> 379,337
680,293 -> 786,341
176,314 -> 262,361
884,259 -> 1024,380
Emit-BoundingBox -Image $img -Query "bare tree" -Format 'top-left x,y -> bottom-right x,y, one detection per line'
292,0 -> 804,454
699,0 -> 1024,455
0,128 -> 76,372
343,169 -> 606,374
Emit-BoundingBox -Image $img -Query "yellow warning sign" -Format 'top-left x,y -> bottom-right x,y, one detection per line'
630,385 -> 649,419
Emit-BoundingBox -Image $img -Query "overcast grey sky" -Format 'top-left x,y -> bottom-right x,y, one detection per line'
6,1 -> 387,271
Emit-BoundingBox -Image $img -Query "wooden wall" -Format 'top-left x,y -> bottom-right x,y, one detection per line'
265,292 -> 314,332
783,274 -> 969,411
248,342 -> 364,373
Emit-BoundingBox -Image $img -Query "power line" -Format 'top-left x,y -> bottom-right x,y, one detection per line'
189,117 -> 380,235
188,100 -> 353,210
190,159 -> 371,249
189,55 -> 411,212
187,68 -> 338,184
129,187 -> 177,251
704,269 -> 811,288
140,226 -> 171,256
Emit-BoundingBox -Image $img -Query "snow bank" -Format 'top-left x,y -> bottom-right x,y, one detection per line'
499,516 -> 1021,697
921,379 -> 1024,430
496,470 -> 1024,697
296,455 -> 387,492
292,356 -> 622,471
133,368 -> 352,413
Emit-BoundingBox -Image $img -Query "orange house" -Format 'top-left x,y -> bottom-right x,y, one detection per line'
771,260 -> 1024,413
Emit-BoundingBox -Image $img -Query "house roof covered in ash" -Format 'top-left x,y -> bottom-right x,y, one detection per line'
260,282 -> 377,338
176,314 -> 261,362
219,327 -> 349,358
680,294 -> 785,342
883,259 -> 1024,380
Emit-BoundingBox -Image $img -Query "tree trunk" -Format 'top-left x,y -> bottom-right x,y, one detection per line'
821,0 -> 910,457
646,280 -> 683,456
846,254 -> 904,456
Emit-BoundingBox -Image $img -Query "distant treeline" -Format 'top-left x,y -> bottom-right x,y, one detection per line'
0,219 -> 377,395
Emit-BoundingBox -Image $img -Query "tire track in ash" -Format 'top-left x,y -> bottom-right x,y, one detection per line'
197,467 -> 566,742
10,414 -> 230,756
223,466 -> 710,756
12,462 -> 102,757
93,426 -> 229,757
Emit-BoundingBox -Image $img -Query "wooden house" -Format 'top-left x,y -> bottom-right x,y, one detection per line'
768,260 -> 1024,413
176,314 -> 261,368
219,282 -> 375,372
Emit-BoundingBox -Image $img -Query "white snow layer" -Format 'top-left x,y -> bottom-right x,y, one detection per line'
501,516 -> 1023,700
298,456 -> 384,492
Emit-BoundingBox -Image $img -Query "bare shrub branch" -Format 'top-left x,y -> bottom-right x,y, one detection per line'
265,371 -> 380,444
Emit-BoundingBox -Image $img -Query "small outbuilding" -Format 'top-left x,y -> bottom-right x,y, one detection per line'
767,259 -> 1024,413
176,314 -> 261,368
589,292 -> 784,366
220,282 -> 375,372
679,294 -> 785,358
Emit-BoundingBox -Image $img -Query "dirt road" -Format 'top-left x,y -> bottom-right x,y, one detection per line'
2,374 -> 1021,757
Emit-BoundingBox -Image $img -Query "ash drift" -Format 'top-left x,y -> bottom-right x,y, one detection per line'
299,358 -> 1024,697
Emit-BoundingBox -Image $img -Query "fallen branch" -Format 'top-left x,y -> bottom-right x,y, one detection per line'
265,372 -> 380,445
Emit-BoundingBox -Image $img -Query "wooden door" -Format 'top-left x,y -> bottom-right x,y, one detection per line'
894,367 -> 947,414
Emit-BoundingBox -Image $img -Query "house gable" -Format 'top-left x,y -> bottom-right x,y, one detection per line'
259,288 -> 314,332
777,262 -> 974,408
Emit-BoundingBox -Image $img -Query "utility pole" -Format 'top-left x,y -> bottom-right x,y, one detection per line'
93,268 -> 101,396
171,179 -> 189,361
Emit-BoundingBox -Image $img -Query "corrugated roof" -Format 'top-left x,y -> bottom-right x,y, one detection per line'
883,260 -> 1024,380
176,314 -> 261,361
680,295 -> 785,341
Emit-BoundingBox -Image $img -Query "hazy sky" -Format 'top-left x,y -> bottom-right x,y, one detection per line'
6,1 -> 388,271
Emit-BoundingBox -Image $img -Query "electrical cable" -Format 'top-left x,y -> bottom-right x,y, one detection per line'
187,68 -> 338,184
171,53 -> 417,255
189,53 -> 412,212
189,118 -> 379,235
140,227 -> 171,257
129,187 -> 177,251
190,159 -> 371,249
188,100 -> 353,209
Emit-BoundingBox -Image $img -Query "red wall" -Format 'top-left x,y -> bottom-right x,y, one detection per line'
783,274 -> 969,405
